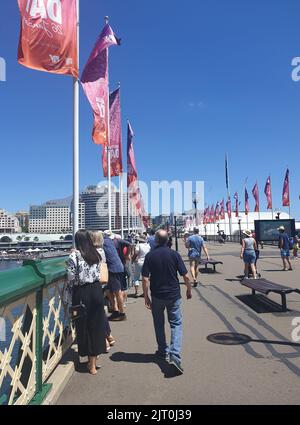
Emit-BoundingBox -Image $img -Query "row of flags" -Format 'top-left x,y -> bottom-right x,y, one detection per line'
204,169 -> 290,224
17,0 -> 148,228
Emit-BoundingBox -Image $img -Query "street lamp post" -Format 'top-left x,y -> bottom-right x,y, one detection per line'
174,215 -> 178,252
192,192 -> 198,227
238,218 -> 242,244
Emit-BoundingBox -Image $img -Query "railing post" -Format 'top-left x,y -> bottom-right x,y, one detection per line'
36,288 -> 43,395
29,287 -> 52,404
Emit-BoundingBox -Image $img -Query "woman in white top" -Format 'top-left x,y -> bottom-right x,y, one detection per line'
66,230 -> 106,375
132,235 -> 150,298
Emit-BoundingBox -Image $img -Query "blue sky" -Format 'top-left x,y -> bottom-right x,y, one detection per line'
1,0 -> 300,218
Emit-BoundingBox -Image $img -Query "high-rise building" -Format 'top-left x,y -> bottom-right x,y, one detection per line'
29,202 -> 85,234
0,209 -> 21,233
80,185 -> 142,232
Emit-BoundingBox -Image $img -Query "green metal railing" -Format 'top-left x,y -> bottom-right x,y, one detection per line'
0,257 -> 75,405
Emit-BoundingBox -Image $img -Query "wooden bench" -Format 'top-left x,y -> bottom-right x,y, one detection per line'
241,278 -> 300,312
199,258 -> 223,273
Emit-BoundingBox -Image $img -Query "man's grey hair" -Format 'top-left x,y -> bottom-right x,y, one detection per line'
155,229 -> 168,247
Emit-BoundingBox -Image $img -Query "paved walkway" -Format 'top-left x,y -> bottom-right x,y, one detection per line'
57,241 -> 300,405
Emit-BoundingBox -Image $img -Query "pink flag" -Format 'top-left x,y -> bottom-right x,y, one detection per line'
264,176 -> 272,210
226,197 -> 232,219
252,183 -> 260,212
81,23 -> 120,145
234,192 -> 239,217
220,199 -> 225,220
245,188 -> 250,215
282,169 -> 290,207
18,0 -> 78,77
102,87 -> 123,177
127,121 -> 138,203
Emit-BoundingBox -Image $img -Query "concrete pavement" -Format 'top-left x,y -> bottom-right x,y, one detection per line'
56,241 -> 300,405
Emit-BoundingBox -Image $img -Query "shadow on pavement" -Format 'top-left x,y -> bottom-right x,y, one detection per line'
199,269 -> 220,274
109,352 -> 182,378
225,278 -> 242,282
196,285 -> 300,376
236,294 -> 289,314
263,269 -> 285,272
207,332 -> 300,348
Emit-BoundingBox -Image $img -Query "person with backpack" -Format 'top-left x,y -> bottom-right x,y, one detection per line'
278,226 -> 293,271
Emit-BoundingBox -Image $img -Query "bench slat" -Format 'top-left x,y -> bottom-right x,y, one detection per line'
199,259 -> 223,266
241,278 -> 294,294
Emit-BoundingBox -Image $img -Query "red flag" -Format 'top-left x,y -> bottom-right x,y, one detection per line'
264,176 -> 272,210
252,183 -> 260,212
226,197 -> 232,219
102,87 -> 123,177
210,204 -> 215,223
245,188 -> 250,215
220,199 -> 225,220
282,169 -> 290,207
81,23 -> 120,145
204,207 -> 209,224
18,0 -> 78,77
234,192 -> 239,217
215,202 -> 220,221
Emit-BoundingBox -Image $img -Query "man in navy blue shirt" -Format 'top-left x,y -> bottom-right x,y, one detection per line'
278,226 -> 293,271
142,230 -> 191,374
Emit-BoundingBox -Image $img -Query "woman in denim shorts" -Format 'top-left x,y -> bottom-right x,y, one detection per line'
240,230 -> 258,279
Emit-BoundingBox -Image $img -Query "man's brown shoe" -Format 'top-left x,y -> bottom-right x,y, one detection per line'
110,313 -> 127,322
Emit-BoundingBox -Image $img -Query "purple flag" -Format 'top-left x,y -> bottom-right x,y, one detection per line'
81,23 -> 120,145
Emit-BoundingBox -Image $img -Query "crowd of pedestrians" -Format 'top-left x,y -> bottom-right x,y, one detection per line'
63,223 -> 298,376
64,227 -> 193,375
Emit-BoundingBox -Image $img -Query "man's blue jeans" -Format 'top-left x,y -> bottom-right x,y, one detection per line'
151,296 -> 182,362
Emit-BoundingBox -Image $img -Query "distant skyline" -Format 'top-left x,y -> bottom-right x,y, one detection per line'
1,1 -> 300,219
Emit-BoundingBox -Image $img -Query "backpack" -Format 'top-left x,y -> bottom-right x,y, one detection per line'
289,237 -> 294,250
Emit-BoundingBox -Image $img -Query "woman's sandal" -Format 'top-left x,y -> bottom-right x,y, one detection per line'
87,362 -> 100,375
107,336 -> 116,346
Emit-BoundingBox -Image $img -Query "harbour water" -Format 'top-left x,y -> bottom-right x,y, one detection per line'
0,261 -> 21,272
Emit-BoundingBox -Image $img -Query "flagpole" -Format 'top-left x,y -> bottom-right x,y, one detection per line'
128,193 -> 131,235
104,16 -> 112,232
120,173 -> 124,238
289,169 -> 291,218
225,153 -> 233,240
257,181 -> 260,222
270,174 -> 274,220
245,179 -> 249,229
73,0 -> 80,246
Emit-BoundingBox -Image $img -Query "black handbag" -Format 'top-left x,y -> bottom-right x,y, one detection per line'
69,253 -> 87,322
69,301 -> 87,322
